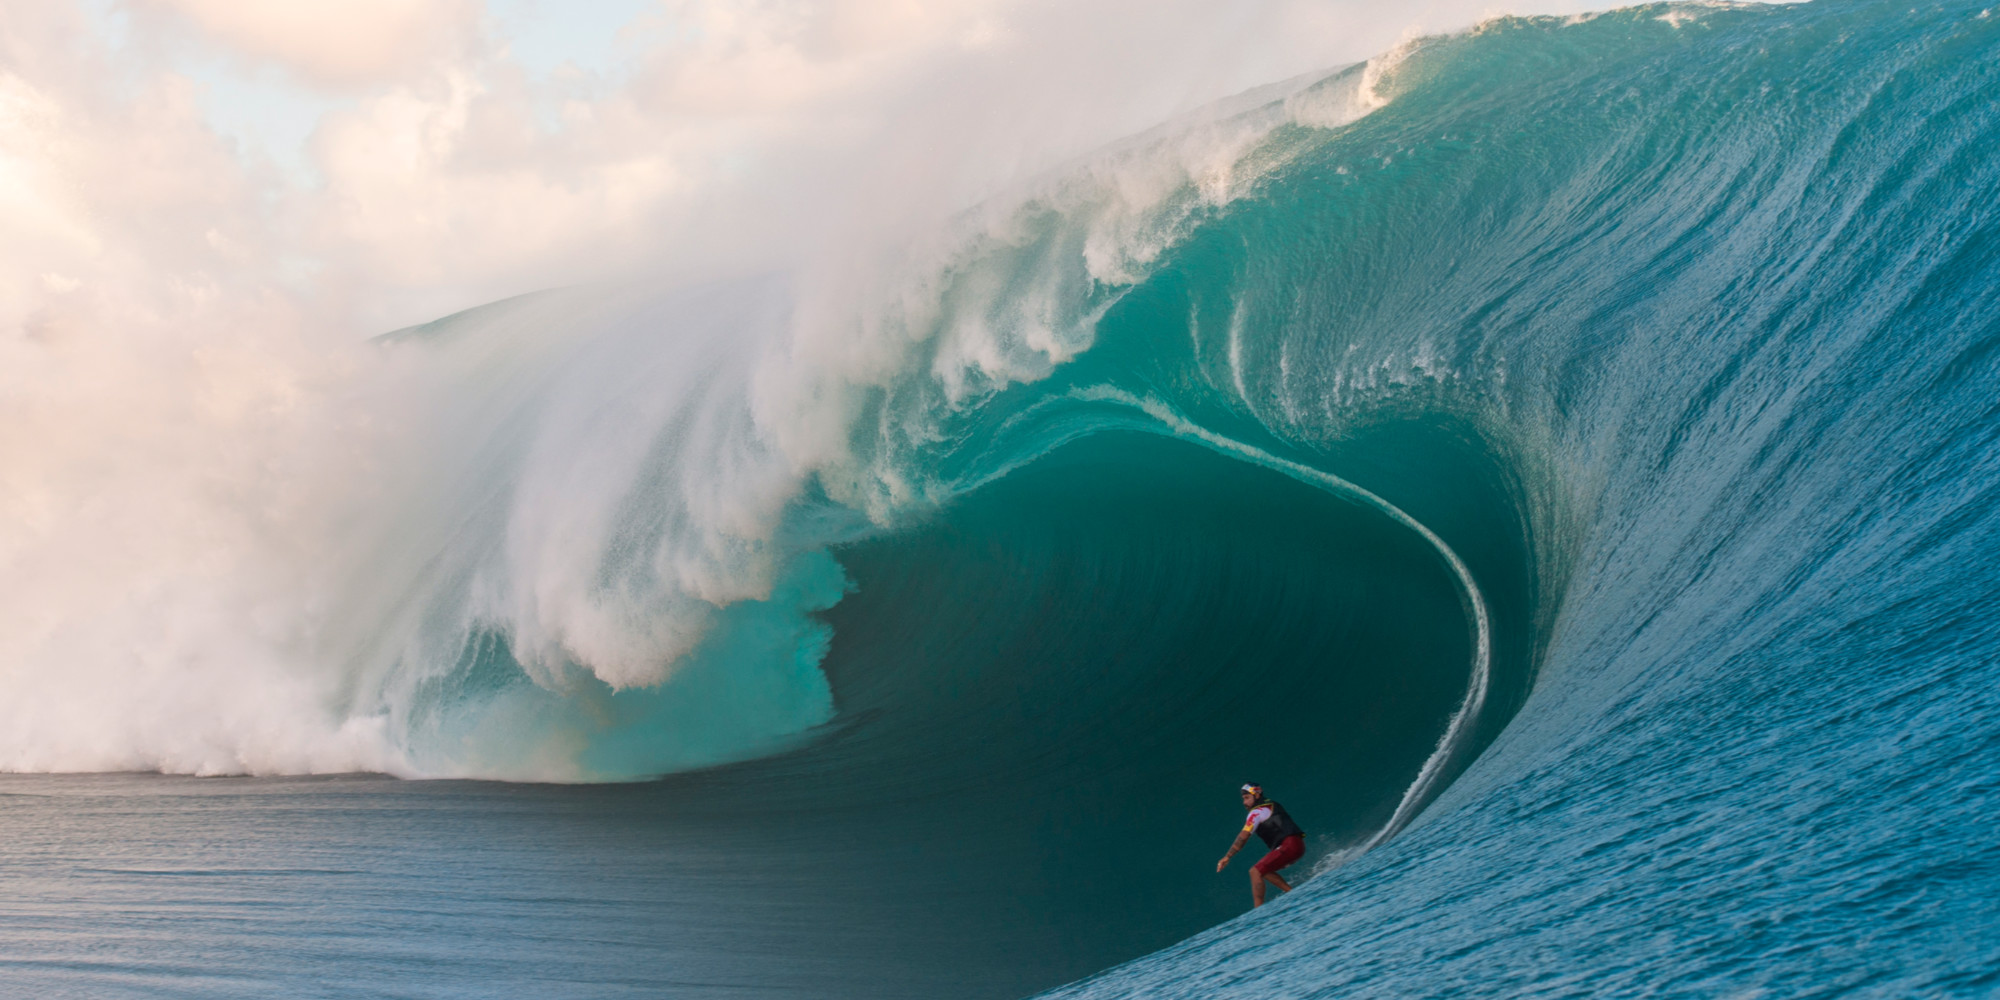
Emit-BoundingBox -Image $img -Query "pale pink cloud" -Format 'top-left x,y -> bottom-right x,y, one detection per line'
136,0 -> 480,88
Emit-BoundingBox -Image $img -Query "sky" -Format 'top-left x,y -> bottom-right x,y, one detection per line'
104,0 -> 662,178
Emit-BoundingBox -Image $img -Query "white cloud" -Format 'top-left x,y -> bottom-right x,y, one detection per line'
136,0 -> 480,88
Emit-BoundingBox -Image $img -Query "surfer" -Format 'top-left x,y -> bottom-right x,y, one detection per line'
1215,783 -> 1306,907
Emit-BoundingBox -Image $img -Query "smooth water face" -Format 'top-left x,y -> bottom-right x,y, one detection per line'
0,776 -> 760,1000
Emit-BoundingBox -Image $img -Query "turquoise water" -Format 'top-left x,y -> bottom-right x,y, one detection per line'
6,0 -> 2000,996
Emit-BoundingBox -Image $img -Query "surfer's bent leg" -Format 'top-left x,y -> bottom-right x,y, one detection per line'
1247,835 -> 1305,905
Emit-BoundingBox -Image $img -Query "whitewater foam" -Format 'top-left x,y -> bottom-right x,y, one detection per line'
4,4 -> 1461,787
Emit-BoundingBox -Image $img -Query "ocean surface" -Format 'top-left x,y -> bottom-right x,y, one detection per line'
4,0 -> 1999,996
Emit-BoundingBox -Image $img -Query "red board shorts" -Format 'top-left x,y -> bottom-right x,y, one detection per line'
1251,835 -> 1305,875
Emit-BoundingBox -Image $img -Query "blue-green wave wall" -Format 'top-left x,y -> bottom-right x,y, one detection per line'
338,0 -> 2000,995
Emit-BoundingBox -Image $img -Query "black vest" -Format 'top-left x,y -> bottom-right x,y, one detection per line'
1251,800 -> 1305,848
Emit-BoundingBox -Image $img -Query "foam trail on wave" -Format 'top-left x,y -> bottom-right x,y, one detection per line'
1066,388 -> 1493,861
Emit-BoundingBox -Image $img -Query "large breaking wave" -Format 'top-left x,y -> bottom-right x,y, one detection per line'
5,0 -> 1998,995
